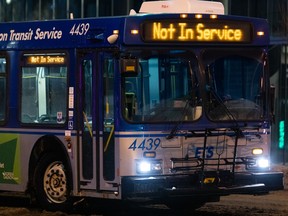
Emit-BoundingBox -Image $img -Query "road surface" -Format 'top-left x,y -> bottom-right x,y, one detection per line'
0,190 -> 287,216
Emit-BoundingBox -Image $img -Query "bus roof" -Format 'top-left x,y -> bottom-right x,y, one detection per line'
138,0 -> 225,15
0,5 -> 269,51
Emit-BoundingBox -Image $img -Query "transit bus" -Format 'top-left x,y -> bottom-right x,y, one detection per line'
0,0 -> 284,213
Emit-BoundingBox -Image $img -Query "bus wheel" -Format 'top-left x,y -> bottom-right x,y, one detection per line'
33,153 -> 72,212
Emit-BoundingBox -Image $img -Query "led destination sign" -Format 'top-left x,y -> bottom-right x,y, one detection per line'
26,55 -> 66,65
142,20 -> 252,43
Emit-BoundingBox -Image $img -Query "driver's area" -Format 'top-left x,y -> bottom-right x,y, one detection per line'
121,50 -> 202,123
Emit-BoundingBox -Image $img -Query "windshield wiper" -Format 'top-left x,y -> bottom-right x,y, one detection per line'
206,84 -> 244,137
166,100 -> 190,139
167,61 -> 199,139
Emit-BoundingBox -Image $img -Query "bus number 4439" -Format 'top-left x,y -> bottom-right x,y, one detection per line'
69,23 -> 90,36
128,138 -> 161,151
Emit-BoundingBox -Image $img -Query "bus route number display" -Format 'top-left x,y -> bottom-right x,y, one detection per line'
141,20 -> 252,43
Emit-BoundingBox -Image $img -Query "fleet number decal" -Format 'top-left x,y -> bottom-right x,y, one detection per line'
128,138 -> 161,151
69,23 -> 90,36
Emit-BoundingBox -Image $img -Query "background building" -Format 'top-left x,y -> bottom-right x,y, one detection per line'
0,0 -> 287,163
0,0 -> 142,20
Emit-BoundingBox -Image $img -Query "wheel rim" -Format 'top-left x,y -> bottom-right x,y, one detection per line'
43,161 -> 67,204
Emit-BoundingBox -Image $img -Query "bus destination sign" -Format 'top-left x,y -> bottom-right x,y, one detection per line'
141,20 -> 252,43
26,55 -> 66,65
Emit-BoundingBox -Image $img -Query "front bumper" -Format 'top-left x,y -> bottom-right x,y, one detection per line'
121,171 -> 283,201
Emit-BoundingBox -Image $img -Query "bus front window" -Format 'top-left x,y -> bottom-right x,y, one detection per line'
122,50 -> 202,123
204,49 -> 265,121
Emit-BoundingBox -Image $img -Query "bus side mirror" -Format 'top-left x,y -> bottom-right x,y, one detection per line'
120,57 -> 139,77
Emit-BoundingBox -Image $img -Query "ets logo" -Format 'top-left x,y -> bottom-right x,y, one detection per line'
188,145 -> 214,159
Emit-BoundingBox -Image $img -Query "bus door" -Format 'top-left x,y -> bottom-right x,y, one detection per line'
99,52 -> 118,192
78,52 -> 97,190
78,51 -> 118,192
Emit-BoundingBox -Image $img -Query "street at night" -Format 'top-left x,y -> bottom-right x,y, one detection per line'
0,190 -> 287,216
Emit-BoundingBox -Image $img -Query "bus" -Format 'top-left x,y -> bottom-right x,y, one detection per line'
0,0 -> 284,213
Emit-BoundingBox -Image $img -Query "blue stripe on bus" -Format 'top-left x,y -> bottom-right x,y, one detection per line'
0,129 -> 270,138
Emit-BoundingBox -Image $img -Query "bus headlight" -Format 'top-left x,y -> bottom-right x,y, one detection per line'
257,158 -> 269,168
136,159 -> 162,174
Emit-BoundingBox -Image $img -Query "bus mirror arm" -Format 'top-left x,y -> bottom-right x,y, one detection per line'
269,85 -> 275,124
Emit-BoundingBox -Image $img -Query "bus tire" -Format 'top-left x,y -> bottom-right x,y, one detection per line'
33,153 -> 72,212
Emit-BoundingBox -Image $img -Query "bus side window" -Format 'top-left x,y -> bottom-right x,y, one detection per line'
21,60 -> 68,124
0,57 -> 6,123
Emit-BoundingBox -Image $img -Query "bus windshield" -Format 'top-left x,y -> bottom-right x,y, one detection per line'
122,50 -> 201,123
121,48 -> 266,123
204,49 -> 265,121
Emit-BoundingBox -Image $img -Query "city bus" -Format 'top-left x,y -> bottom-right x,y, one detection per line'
0,0 -> 284,213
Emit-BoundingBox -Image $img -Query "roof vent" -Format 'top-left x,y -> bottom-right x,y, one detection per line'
138,0 -> 224,15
